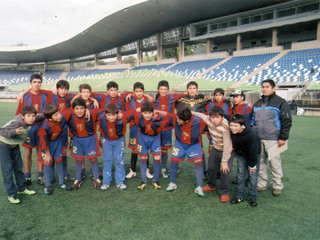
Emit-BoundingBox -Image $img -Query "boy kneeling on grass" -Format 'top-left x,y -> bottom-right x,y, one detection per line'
0,106 -> 44,204
229,114 -> 260,207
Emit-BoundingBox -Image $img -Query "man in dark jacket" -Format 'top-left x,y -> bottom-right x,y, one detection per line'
250,79 -> 292,196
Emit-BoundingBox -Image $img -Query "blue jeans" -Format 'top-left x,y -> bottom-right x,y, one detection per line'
235,155 -> 260,199
102,136 -> 125,185
0,143 -> 27,197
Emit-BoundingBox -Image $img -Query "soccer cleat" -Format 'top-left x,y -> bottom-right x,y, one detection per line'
116,184 -> 127,190
220,194 -> 230,203
152,181 -> 162,190
126,168 -> 137,179
25,178 -> 32,185
272,189 -> 282,196
137,182 -> 147,191
18,188 -> 36,195
161,169 -> 169,179
146,168 -> 153,179
94,179 -> 102,189
8,196 -> 20,204
195,186 -> 205,196
202,185 -> 216,192
73,180 -> 82,190
231,197 -> 244,204
44,186 -> 53,195
37,177 -> 46,186
100,185 -> 110,191
64,176 -> 76,182
166,182 -> 177,192
59,184 -> 73,190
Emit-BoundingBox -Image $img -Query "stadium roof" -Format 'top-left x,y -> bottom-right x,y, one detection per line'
0,0 -> 290,64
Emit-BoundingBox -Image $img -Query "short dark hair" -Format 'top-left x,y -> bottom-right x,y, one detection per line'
157,80 -> 169,89
72,98 -> 86,109
21,106 -> 37,116
141,102 -> 154,112
177,107 -> 192,122
79,83 -> 92,92
56,80 -> 70,90
43,105 -> 59,119
187,81 -> 198,89
105,103 -> 119,114
107,81 -> 119,90
214,88 -> 224,96
209,106 -> 224,117
262,79 -> 276,88
30,73 -> 42,83
230,114 -> 246,125
133,82 -> 144,91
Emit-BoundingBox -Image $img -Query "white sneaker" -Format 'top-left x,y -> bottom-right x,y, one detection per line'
126,168 -> 137,179
116,184 -> 127,190
146,168 -> 153,179
161,168 -> 169,178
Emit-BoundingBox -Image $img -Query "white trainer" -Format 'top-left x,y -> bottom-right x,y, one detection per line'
146,168 -> 153,179
126,168 -> 137,179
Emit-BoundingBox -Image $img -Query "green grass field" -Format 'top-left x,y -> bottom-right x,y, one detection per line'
0,102 -> 319,240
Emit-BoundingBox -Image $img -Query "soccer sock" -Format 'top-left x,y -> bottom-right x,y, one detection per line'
56,162 -> 64,185
131,153 -> 138,172
161,153 -> 168,169
90,160 -> 99,180
37,171 -> 43,178
76,161 -> 83,181
25,172 -> 31,178
170,162 -> 178,183
195,165 -> 203,187
202,153 -> 207,174
153,160 -> 161,182
140,161 -> 147,183
62,156 -> 68,177
44,165 -> 51,187
50,162 -> 56,179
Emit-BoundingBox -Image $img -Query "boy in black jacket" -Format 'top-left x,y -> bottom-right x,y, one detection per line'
229,114 -> 261,207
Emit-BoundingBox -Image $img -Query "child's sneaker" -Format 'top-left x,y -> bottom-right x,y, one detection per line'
166,182 -> 177,192
18,188 -> 36,195
100,185 -> 110,191
73,180 -> 82,190
59,184 -> 73,190
195,186 -> 205,196
126,168 -> 137,179
44,186 -> 53,195
220,194 -> 230,203
94,179 -> 102,189
202,185 -> 216,192
161,169 -> 169,179
8,196 -> 20,204
116,184 -> 127,190
37,177 -> 46,185
137,182 -> 147,190
152,181 -> 161,189
25,178 -> 32,185
231,197 -> 244,204
146,168 -> 153,179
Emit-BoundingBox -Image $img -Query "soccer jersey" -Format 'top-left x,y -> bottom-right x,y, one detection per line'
207,101 -> 230,116
16,91 -> 49,116
229,103 -> 252,122
47,93 -> 74,112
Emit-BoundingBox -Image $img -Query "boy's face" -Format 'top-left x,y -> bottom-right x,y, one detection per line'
142,111 -> 154,121
22,113 -> 36,125
107,87 -> 118,98
214,92 -> 224,103
230,122 -> 244,134
50,111 -> 62,123
187,85 -> 198,98
74,106 -> 86,118
134,88 -> 144,100
158,86 -> 169,97
210,114 -> 223,126
106,113 -> 118,123
177,117 -> 189,125
233,95 -> 244,105
261,82 -> 275,97
80,89 -> 91,101
57,87 -> 68,98
30,79 -> 42,93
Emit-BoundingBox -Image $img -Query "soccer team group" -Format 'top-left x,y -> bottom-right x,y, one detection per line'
0,73 -> 292,206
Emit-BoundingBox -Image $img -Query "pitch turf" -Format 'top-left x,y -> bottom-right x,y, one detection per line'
0,102 -> 319,240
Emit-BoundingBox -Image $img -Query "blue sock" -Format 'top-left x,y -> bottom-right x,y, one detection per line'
140,161 -> 147,183
153,161 -> 161,182
56,162 -> 64,185
161,154 -> 168,169
37,171 -> 44,178
25,172 -> 31,178
76,162 -> 83,181
195,165 -> 203,187
44,165 -> 51,187
51,161 -> 56,179
90,162 -> 99,180
170,162 -> 178,183
62,156 -> 68,177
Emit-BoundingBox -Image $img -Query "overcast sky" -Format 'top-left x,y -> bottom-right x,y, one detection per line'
0,0 -> 146,48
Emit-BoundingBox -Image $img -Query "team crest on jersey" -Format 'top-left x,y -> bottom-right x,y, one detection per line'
34,104 -> 39,111
160,104 -> 166,110
109,128 -> 115,135
146,125 -> 151,131
59,103 -> 66,111
182,132 -> 190,139
77,124 -> 84,131
52,133 -> 59,140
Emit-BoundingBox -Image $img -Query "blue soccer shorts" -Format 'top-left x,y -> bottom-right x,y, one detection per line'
136,132 -> 161,160
160,129 -> 172,150
70,135 -> 99,160
171,139 -> 203,166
